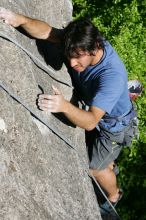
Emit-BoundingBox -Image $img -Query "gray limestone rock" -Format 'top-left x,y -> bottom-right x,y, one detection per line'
0,0 -> 102,219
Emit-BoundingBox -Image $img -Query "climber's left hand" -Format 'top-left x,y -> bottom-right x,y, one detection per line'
38,85 -> 68,113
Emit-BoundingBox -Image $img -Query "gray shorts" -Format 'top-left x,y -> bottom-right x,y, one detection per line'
85,120 -> 136,170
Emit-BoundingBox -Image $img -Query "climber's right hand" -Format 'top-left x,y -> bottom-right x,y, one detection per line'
0,7 -> 25,27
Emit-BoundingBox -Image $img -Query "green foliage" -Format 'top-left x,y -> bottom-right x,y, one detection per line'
72,0 -> 146,219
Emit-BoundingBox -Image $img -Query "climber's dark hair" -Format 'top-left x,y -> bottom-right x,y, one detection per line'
63,18 -> 105,58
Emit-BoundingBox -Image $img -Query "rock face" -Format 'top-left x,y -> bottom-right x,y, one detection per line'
0,1 -> 101,219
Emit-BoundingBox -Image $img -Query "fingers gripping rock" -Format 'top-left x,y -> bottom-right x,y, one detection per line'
0,7 -> 21,27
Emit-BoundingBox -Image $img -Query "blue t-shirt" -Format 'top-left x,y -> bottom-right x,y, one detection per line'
70,41 -> 132,131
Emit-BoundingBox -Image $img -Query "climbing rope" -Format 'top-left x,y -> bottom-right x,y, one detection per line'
89,174 -> 121,219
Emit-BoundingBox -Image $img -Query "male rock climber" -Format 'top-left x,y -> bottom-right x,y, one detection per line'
0,7 -> 137,214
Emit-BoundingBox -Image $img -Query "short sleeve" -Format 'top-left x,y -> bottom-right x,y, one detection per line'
91,73 -> 125,114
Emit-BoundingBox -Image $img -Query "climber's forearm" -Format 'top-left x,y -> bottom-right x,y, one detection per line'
0,7 -> 63,42
21,18 -> 64,42
21,17 -> 52,40
38,86 -> 105,131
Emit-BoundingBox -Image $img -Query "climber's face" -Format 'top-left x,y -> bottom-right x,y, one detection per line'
67,48 -> 103,72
